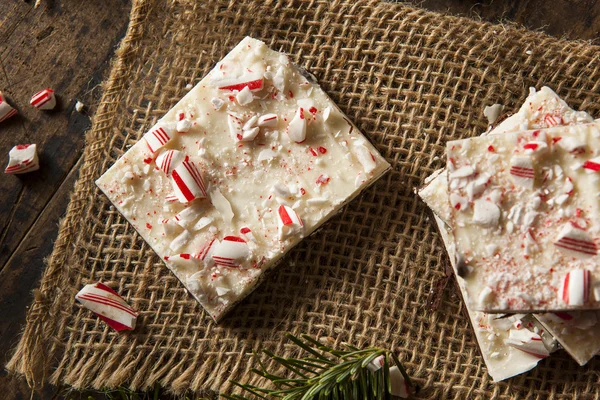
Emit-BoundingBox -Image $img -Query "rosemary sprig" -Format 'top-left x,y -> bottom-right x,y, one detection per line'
223,334 -> 417,400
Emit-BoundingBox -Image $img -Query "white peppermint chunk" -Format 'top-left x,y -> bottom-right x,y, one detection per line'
227,113 -> 243,141
557,136 -> 586,154
174,205 -> 202,228
450,193 -> 469,211
473,199 -> 500,227
211,189 -> 234,222
258,113 -> 278,127
449,165 -> 475,180
192,216 -> 213,232
286,107 -> 307,143
176,119 -> 192,133
210,97 -> 225,110
509,156 -> 535,189
170,229 -> 192,252
353,143 -> 377,173
241,126 -> 260,141
272,66 -> 286,92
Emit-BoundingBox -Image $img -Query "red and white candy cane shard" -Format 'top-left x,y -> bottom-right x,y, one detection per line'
143,125 -> 173,154
354,143 -> 377,173
277,205 -> 304,239
211,236 -> 249,267
174,204 -> 202,228
228,113 -> 244,141
509,155 -> 535,189
241,126 -> 260,142
582,156 -> 600,173
5,144 -> 40,174
170,159 -> 207,203
258,113 -> 278,127
561,269 -> 591,306
197,238 -> 218,261
0,92 -> 17,123
286,107 -> 307,143
366,354 -> 386,372
155,149 -> 185,176
75,282 -> 138,332
165,194 -> 179,203
389,366 -> 411,398
543,113 -> 563,127
30,88 -> 56,110
523,141 -> 548,154
218,78 -> 264,92
164,253 -> 199,268
505,329 -> 549,359
554,223 -> 597,258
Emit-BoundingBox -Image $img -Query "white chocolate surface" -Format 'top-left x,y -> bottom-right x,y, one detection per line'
96,37 -> 390,321
448,121 -> 600,312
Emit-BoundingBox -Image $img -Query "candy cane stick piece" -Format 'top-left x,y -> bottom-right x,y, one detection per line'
75,282 -> 138,331
30,88 -> 57,110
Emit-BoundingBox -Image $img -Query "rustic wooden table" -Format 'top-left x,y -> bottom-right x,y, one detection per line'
0,0 -> 598,399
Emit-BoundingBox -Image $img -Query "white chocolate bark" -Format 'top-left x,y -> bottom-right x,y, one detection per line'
535,311 -> 600,365
96,37 -> 390,321
420,87 -> 593,224
448,121 -> 600,312
433,215 -> 556,381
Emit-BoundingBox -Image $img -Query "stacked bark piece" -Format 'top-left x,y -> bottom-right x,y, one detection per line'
419,87 -> 600,380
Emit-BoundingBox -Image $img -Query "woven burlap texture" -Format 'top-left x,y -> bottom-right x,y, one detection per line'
7,0 -> 600,398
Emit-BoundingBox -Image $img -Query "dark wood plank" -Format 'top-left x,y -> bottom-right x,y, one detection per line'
413,0 -> 600,40
0,0 -> 131,272
0,1 -> 130,398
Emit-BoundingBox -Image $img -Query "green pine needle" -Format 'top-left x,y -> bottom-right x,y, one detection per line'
226,335 -> 417,400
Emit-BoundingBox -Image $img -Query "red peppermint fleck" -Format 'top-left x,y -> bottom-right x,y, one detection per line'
318,146 -> 327,154
487,145 -> 495,152
300,188 -> 306,195
532,130 -> 540,137
146,223 -> 152,229
552,136 -> 562,144
454,203 -> 461,210
177,112 -> 185,121
288,90 -> 294,98
316,174 -> 330,186
583,160 -> 600,172
309,106 -> 318,114
524,143 -> 538,150
576,208 -> 583,218
143,157 -> 153,164
228,95 -> 235,102
309,147 -> 318,156
240,227 -> 251,234
16,144 -> 31,150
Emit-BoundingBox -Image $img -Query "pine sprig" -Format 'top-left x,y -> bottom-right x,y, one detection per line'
222,334 -> 417,400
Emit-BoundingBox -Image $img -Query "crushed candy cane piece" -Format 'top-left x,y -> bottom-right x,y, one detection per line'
450,193 -> 469,211
170,229 -> 192,252
582,156 -> 600,173
523,141 -> 548,154
75,282 -> 138,331
389,366 -> 410,398
75,100 -> 85,112
174,204 -> 202,229
509,156 -> 535,189
212,236 -> 249,267
235,86 -> 254,106
156,149 -> 185,176
160,218 -> 180,236
472,199 -> 500,227
30,88 -> 56,110
227,113 -> 243,141
241,126 -> 260,141
504,329 -> 549,358
554,223 -> 597,258
366,355 -> 385,372
166,253 -> 199,268
258,113 -> 278,127
277,205 -> 304,239
192,216 -> 213,232
483,104 -> 504,125
211,189 -> 234,222
0,92 -> 17,123
218,78 -> 263,92
177,118 -> 192,133
561,269 -> 591,306
143,125 -> 173,154
5,144 -> 40,174
170,159 -> 207,202
210,97 -> 225,110
286,107 -> 307,143
354,143 -> 377,173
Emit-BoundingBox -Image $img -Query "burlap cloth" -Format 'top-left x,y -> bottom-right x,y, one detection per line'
6,0 -> 600,398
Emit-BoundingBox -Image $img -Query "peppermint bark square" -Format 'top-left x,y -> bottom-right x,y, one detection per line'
447,121 -> 600,313
96,37 -> 390,321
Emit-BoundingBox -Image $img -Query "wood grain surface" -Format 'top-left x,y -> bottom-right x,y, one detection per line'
0,0 -> 598,399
